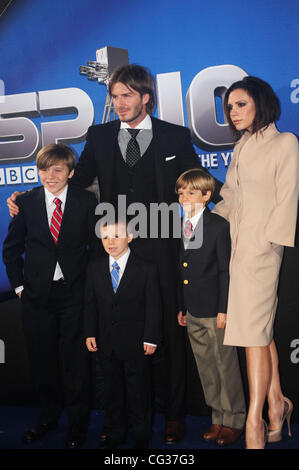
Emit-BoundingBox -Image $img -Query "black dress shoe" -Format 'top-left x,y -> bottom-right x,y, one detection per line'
164,419 -> 185,444
66,427 -> 86,448
23,422 -> 58,443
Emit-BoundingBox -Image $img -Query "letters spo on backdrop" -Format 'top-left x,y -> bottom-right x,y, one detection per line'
0,88 -> 94,162
0,65 -> 248,163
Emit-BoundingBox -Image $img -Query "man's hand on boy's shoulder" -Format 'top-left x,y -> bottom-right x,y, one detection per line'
177,311 -> 187,327
7,191 -> 22,217
216,313 -> 226,329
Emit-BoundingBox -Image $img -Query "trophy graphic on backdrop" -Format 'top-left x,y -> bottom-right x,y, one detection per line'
79,47 -> 129,199
79,46 -> 129,123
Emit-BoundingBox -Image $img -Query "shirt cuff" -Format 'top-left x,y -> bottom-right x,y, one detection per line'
15,286 -> 24,295
144,342 -> 157,347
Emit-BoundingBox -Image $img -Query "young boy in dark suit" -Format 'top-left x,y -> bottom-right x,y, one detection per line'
84,217 -> 162,449
175,168 -> 246,446
2,144 -> 98,448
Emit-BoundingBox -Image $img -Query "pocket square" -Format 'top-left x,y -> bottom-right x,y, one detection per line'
165,155 -> 176,161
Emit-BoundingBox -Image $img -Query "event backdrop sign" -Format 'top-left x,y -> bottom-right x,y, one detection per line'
0,0 -> 299,418
0,0 -> 298,299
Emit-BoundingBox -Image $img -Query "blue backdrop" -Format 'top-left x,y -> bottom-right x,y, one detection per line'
1,0 -> 299,296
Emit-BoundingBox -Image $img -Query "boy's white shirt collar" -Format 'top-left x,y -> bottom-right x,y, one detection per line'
44,185 -> 68,207
184,207 -> 205,231
109,247 -> 131,273
120,114 -> 152,130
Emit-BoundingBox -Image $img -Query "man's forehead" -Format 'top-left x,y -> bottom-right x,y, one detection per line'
110,81 -> 138,95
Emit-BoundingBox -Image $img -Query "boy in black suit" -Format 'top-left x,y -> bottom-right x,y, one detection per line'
175,168 -> 246,446
2,144 -> 98,448
84,217 -> 162,449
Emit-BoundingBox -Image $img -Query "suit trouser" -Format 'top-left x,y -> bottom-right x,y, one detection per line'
21,282 -> 89,428
186,313 -> 246,429
101,351 -> 152,443
132,237 -> 186,421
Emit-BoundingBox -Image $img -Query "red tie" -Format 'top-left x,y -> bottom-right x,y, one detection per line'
184,219 -> 193,239
50,198 -> 63,245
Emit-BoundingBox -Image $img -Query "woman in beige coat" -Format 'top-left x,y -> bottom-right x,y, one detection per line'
213,76 -> 299,449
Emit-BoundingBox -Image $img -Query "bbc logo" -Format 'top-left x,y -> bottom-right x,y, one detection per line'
0,166 -> 38,185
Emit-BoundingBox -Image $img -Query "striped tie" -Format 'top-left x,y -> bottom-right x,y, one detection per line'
50,198 -> 63,245
184,219 -> 193,239
111,261 -> 120,293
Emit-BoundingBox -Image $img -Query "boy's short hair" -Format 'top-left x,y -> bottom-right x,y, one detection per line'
175,168 -> 215,202
98,213 -> 133,237
36,143 -> 76,172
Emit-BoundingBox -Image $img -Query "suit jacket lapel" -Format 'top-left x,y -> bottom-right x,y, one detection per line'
104,120 -> 121,202
95,256 -> 115,298
35,187 -> 57,248
151,117 -> 166,202
184,208 -> 210,257
57,186 -> 71,246
114,252 -> 135,298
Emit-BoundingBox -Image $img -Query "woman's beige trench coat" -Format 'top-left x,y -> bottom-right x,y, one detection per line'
213,123 -> 299,346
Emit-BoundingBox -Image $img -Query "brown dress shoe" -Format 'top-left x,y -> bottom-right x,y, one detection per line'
216,426 -> 243,446
202,424 -> 222,441
164,419 -> 185,444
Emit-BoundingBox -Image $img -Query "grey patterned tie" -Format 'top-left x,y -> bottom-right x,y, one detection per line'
126,129 -> 141,167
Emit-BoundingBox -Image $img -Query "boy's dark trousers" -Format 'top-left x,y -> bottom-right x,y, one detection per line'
101,351 -> 151,444
22,281 -> 89,429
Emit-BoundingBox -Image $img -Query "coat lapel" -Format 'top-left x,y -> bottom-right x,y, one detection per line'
184,208 -> 210,257
114,252 -> 136,298
95,255 -> 115,298
151,117 -> 166,201
35,187 -> 56,248
103,120 -> 121,202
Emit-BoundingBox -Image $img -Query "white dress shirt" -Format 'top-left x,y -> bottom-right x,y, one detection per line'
109,247 -> 131,285
120,113 -> 152,130
118,114 -> 153,159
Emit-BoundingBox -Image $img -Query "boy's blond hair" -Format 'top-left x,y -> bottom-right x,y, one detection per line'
36,143 -> 76,172
175,168 -> 215,203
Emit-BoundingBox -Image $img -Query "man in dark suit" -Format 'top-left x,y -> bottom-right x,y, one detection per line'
85,218 -> 162,449
3,144 -> 98,448
7,64 -> 222,443
176,168 -> 246,446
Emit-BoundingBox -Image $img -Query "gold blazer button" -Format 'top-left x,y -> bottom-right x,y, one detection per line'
184,280 -> 189,285
183,262 -> 188,267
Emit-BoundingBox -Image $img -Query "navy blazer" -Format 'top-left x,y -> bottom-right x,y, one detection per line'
178,208 -> 231,317
84,251 -> 162,360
